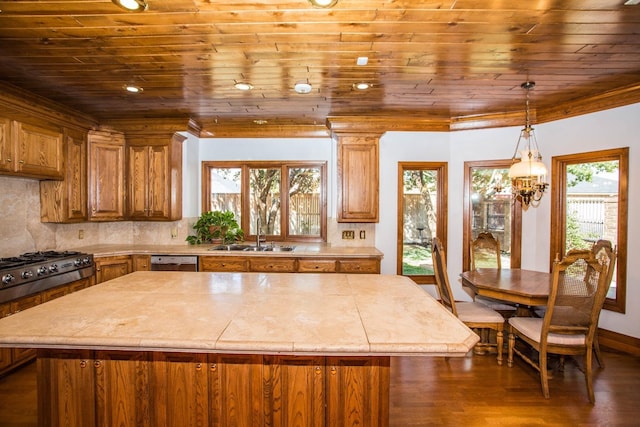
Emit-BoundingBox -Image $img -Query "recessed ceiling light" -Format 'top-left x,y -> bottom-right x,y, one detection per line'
112,0 -> 148,12
357,57 -> 368,66
353,82 -> 371,90
294,82 -> 313,94
253,119 -> 268,125
123,84 -> 143,93
308,0 -> 338,8
234,82 -> 253,91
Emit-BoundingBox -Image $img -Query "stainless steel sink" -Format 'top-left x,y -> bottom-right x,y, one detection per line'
208,244 -> 296,252
208,244 -> 253,251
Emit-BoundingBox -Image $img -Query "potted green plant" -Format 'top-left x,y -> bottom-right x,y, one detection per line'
186,210 -> 244,245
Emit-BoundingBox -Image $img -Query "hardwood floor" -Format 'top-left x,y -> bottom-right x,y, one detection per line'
0,350 -> 638,426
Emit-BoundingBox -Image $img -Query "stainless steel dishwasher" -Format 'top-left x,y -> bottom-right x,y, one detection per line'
150,255 -> 199,271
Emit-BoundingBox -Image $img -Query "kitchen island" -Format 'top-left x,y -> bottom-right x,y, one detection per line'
0,272 -> 478,427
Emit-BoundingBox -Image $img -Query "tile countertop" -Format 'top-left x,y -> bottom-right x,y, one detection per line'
71,243 -> 383,259
0,272 -> 478,357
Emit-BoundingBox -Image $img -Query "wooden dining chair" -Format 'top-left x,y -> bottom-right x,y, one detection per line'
507,249 -> 611,403
432,237 -> 505,365
589,239 -> 617,368
468,232 -> 517,316
533,239 -> 616,368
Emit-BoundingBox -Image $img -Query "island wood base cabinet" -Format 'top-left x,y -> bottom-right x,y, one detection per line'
37,349 -> 390,427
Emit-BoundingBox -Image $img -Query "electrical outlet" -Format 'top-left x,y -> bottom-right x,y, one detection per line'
78,229 -> 84,240
342,230 -> 355,239
171,227 -> 178,238
359,230 -> 366,239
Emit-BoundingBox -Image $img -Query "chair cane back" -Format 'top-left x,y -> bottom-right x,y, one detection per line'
507,249 -> 611,403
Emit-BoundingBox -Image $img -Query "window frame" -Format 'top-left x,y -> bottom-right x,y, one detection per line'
462,160 -> 522,272
396,161 -> 448,285
550,147 -> 628,313
202,160 -> 327,243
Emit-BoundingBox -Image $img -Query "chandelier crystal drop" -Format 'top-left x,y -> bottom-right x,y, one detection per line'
508,81 -> 548,209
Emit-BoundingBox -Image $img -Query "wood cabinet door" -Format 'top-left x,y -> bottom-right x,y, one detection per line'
41,127 -> 88,222
209,354 -> 264,426
297,259 -> 337,273
88,130 -> 126,221
326,356 -> 390,427
147,144 -> 171,219
37,349 -> 96,427
0,117 -> 13,173
127,134 -> 183,221
94,351 -> 151,427
95,256 -> 132,284
199,256 -> 248,272
339,258 -> 380,274
67,277 -> 92,292
263,355 -> 325,427
42,285 -> 68,302
12,121 -> 63,179
127,145 -> 150,219
337,135 -> 379,222
150,352 -> 209,427
132,255 -> 151,271
249,257 -> 296,272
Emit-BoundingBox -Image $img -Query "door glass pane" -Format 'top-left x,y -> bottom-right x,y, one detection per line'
471,167 -> 512,268
249,168 -> 281,235
209,168 -> 242,222
565,161 -> 619,299
288,167 -> 321,236
402,169 -> 438,275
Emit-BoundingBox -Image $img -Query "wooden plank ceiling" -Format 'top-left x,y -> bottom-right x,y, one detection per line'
0,0 -> 639,135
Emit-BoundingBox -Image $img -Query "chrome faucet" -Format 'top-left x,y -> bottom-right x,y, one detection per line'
256,217 -> 266,248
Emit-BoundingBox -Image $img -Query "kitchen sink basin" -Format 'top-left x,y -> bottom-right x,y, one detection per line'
208,244 -> 296,252
208,244 -> 253,251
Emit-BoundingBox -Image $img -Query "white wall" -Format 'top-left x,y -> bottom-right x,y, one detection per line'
373,103 -> 639,339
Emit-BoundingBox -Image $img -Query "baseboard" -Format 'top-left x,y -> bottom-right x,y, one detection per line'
598,328 -> 640,357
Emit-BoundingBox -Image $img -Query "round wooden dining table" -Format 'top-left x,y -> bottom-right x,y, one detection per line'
460,268 -> 553,316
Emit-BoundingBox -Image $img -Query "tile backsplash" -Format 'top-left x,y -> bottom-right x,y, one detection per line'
0,176 -> 374,257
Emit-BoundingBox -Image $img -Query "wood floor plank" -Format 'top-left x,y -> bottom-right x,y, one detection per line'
0,351 -> 639,426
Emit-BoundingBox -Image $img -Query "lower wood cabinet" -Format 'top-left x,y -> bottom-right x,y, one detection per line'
248,257 -> 296,272
200,255 -> 380,274
94,255 -> 132,283
199,256 -> 247,272
131,254 -> 151,271
37,349 -> 390,427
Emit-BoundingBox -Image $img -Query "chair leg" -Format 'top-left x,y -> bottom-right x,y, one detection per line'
540,349 -> 550,399
586,345 -> 595,403
593,335 -> 605,368
496,329 -> 503,366
507,332 -> 514,367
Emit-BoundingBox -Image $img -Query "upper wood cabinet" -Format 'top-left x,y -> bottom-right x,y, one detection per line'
40,127 -> 88,222
335,134 -> 380,223
127,133 -> 183,221
0,119 -> 64,179
88,129 -> 126,221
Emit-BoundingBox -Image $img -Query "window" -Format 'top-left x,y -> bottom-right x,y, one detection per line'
550,148 -> 628,313
397,162 -> 447,284
203,161 -> 327,242
463,160 -> 522,271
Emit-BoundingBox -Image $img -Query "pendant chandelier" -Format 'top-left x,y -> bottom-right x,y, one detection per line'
509,81 -> 548,209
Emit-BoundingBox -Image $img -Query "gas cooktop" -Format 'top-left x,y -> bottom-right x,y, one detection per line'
0,250 -> 94,304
